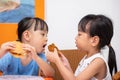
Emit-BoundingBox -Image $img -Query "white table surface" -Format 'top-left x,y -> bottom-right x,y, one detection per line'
0,75 -> 44,80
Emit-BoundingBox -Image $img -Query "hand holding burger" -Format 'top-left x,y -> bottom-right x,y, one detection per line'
10,41 -> 26,58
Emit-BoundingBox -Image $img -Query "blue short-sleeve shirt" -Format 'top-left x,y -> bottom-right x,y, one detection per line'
0,52 -> 47,76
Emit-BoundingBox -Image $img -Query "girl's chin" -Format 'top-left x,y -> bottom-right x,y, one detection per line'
75,45 -> 78,48
38,49 -> 45,54
42,48 -> 45,51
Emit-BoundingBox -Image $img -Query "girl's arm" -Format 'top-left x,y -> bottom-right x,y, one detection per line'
59,52 -> 73,72
35,55 -> 55,77
46,49 -> 75,80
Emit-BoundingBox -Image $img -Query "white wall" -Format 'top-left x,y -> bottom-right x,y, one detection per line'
45,0 -> 120,70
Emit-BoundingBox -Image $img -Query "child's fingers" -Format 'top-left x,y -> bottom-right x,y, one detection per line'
54,48 -> 58,53
2,42 -> 15,50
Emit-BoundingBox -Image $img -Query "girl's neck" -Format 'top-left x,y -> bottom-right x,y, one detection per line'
86,50 -> 100,58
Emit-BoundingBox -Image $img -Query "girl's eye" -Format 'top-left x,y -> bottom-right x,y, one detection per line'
78,33 -> 81,36
41,33 -> 45,36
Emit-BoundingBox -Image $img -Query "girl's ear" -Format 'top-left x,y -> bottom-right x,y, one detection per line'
22,30 -> 31,41
90,36 -> 99,46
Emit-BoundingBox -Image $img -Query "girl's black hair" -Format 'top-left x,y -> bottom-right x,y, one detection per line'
78,14 -> 117,75
17,17 -> 48,41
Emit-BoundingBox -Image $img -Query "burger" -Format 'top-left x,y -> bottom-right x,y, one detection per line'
10,41 -> 26,58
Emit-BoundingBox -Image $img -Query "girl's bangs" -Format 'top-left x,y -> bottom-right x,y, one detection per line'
34,20 -> 48,32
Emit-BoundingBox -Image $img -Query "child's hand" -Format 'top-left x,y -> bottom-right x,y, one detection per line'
59,52 -> 72,72
46,49 -> 71,70
0,42 -> 15,54
46,49 -> 69,65
59,53 -> 70,67
22,44 -> 37,60
46,48 -> 60,63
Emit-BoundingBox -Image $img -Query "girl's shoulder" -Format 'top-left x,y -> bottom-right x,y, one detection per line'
86,53 -> 107,68
84,53 -> 105,64
0,52 -> 13,60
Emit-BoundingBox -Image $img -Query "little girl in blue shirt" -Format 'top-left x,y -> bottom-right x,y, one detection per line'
0,17 -> 54,77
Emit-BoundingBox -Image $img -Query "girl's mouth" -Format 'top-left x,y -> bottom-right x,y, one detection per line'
43,44 -> 47,48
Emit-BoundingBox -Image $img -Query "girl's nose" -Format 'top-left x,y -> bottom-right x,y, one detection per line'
45,37 -> 48,42
75,35 -> 77,40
